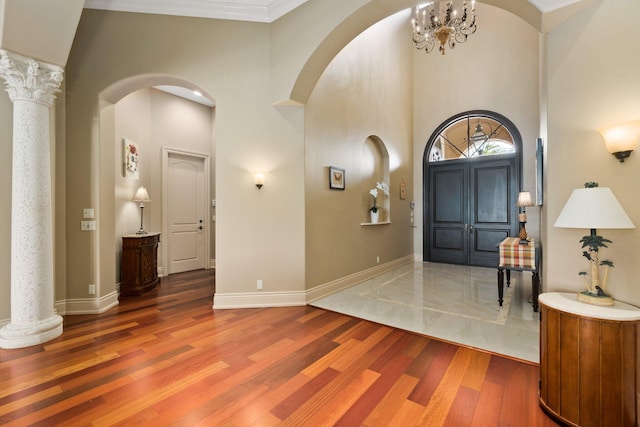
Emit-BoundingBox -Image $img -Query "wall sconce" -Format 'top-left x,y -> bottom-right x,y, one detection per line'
253,172 -> 266,189
598,121 -> 640,163
516,191 -> 534,244
132,186 -> 151,234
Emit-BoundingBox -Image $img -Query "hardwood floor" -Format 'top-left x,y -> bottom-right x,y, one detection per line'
0,270 -> 558,426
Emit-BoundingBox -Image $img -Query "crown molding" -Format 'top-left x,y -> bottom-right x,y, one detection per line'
83,0 -> 308,23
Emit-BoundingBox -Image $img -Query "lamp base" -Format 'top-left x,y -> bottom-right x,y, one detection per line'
518,222 -> 528,244
577,291 -> 614,306
136,229 -> 148,235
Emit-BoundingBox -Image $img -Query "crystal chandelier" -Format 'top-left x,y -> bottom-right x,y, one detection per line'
411,1 -> 477,55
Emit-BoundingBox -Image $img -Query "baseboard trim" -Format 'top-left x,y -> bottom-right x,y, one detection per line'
55,291 -> 120,315
213,290 -> 306,309
213,256 -> 414,309
306,255 -> 414,303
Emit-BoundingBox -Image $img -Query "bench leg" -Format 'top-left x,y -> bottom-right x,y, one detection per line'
506,269 -> 511,287
497,268 -> 504,306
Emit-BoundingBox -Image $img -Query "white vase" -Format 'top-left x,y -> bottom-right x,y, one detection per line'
370,210 -> 379,224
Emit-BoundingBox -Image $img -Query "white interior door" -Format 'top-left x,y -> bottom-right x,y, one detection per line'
167,153 -> 206,274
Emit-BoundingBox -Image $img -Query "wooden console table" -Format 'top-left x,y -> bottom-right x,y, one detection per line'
121,232 -> 160,296
497,237 -> 540,311
539,292 -> 640,427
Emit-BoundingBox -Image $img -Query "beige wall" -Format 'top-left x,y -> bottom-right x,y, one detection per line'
412,4 -> 542,259
0,0 -> 83,66
305,11 -> 414,288
545,0 -> 640,305
65,10 -> 305,304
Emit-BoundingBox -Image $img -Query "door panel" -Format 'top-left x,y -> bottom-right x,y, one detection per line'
469,159 -> 516,266
168,154 -> 206,274
427,156 -> 516,267
429,164 -> 468,264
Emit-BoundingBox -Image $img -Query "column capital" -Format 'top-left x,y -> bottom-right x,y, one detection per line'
0,50 -> 63,107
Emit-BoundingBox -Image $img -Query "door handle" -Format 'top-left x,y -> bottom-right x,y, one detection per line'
198,226 -> 203,230
469,225 -> 473,233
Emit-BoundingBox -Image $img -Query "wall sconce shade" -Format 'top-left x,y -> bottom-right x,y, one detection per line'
599,121 -> 640,163
132,186 -> 151,234
253,172 -> 266,189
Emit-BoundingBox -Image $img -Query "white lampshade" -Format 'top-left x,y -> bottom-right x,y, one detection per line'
132,186 -> 151,202
554,187 -> 635,230
516,191 -> 534,207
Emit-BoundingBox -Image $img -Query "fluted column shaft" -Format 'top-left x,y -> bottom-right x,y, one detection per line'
0,50 -> 64,348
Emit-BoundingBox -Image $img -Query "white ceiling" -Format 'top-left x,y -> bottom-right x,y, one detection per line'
83,0 -> 583,23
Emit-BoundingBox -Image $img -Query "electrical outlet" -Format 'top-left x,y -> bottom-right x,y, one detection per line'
81,220 -> 96,231
88,284 -> 96,295
257,279 -> 263,290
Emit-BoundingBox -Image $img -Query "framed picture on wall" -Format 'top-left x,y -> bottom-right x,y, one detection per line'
329,166 -> 345,190
123,138 -> 139,179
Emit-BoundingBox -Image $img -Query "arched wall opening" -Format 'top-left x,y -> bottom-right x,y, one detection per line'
361,135 -> 391,223
288,0 -> 543,106
96,74 -> 215,303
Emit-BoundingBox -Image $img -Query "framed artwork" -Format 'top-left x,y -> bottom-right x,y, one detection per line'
536,137 -> 543,205
329,166 -> 345,190
123,138 -> 139,179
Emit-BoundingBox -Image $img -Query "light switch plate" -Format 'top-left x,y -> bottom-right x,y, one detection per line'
83,208 -> 94,219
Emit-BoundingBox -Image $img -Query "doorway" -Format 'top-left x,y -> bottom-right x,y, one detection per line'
423,111 -> 522,268
163,148 -> 211,274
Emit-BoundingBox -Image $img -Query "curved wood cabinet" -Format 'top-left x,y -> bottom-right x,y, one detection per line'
121,233 -> 160,296
539,292 -> 640,427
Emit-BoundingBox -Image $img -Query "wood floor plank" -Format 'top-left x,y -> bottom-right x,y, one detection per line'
461,350 -> 492,391
419,347 -> 476,425
443,385 -> 480,427
0,269 -> 559,426
362,373 -> 420,426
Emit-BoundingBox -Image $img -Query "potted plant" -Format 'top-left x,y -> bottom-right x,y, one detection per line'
369,181 -> 389,223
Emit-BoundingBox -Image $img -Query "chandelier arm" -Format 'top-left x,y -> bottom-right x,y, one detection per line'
411,2 -> 477,55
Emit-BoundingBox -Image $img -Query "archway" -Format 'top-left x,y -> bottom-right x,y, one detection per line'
287,1 -> 544,105
97,75 -> 215,308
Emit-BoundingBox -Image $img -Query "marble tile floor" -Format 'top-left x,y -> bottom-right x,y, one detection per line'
311,261 -> 540,363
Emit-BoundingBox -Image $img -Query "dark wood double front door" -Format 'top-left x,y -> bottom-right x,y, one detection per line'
426,156 -> 517,267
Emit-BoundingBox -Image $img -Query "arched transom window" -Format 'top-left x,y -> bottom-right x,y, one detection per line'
428,114 -> 515,162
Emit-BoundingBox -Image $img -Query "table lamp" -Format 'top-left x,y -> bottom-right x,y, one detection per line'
554,182 -> 635,305
132,186 -> 151,235
516,191 -> 534,244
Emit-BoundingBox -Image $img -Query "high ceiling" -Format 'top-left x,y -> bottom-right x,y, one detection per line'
85,0 -> 582,106
83,0 -> 583,23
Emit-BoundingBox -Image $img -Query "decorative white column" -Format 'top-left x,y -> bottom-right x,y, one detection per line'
0,50 -> 64,348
